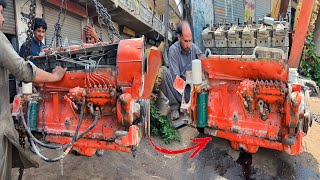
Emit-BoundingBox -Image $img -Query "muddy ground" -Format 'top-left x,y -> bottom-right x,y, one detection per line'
12,97 -> 320,180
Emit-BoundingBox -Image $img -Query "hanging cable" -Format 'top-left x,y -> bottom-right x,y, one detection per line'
90,0 -> 122,42
22,96 -> 85,149
27,111 -> 99,162
48,0 -> 67,50
151,0 -> 160,41
21,97 -> 99,162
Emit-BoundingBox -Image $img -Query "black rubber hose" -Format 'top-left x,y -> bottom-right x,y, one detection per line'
76,110 -> 99,140
23,97 -> 86,149
23,101 -> 63,149
26,110 -> 99,162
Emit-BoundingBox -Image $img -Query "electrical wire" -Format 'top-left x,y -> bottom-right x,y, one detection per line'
28,111 -> 99,162
22,97 -> 85,149
21,97 -> 99,162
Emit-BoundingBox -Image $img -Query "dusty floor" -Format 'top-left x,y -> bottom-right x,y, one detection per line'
12,97 -> 320,180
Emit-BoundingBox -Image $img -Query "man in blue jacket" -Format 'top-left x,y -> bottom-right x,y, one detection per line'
19,17 -> 47,62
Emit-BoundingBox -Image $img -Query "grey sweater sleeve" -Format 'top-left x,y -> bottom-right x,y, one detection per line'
169,46 -> 180,77
194,44 -> 205,59
0,32 -> 36,82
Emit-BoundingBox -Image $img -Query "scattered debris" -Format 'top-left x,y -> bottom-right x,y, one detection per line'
313,113 -> 320,123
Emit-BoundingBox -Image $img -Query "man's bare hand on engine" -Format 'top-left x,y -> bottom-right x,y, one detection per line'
52,66 -> 67,81
33,66 -> 67,83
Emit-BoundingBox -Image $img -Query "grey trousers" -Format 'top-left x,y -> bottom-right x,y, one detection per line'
160,66 -> 181,111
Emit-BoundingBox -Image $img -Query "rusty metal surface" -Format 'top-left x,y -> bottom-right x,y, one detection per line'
44,68 -> 116,90
117,37 -> 144,99
194,54 -> 308,155
201,57 -> 288,82
45,0 -> 87,18
15,38 -> 161,157
173,75 -> 186,94
46,135 -> 132,156
141,49 -> 162,99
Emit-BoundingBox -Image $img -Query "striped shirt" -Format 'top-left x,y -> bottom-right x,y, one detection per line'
169,41 -> 204,80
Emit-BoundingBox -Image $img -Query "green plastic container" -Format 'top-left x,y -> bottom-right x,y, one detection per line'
29,101 -> 39,131
197,92 -> 208,128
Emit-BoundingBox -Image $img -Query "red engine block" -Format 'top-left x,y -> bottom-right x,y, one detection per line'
188,58 -> 311,155
13,37 -> 161,157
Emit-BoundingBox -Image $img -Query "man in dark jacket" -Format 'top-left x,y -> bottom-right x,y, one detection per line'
19,18 -> 47,63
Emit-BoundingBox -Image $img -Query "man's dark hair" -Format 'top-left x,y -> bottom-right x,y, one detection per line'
34,18 -> 47,31
0,0 -> 7,8
177,23 -> 183,35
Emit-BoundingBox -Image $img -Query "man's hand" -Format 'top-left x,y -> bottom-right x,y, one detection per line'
84,25 -> 100,43
33,66 -> 67,83
52,66 -> 67,81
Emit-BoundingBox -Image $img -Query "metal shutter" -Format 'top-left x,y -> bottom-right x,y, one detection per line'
2,0 -> 16,35
190,0 -> 214,49
93,24 -> 112,42
214,0 -> 225,24
256,0 -> 272,20
94,25 -> 107,42
214,0 -> 244,25
43,6 -> 82,46
231,0 -> 244,25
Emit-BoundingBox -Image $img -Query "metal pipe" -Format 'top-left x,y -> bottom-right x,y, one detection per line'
29,101 -> 39,131
314,9 -> 320,56
181,0 -> 185,20
163,0 -> 169,66
197,92 -> 208,128
87,102 -> 94,115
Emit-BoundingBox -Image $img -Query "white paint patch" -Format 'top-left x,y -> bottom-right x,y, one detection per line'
163,155 -> 176,159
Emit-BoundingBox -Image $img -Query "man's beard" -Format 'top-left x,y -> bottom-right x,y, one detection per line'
36,37 -> 43,42
182,47 -> 190,53
180,44 -> 190,52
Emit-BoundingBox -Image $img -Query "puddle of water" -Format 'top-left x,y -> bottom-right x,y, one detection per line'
236,150 -> 254,180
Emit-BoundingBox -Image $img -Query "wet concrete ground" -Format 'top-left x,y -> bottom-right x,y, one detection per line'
183,133 -> 320,180
12,98 -> 320,180
12,125 -> 320,180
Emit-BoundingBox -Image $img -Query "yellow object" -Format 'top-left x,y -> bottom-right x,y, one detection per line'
293,0 -> 303,32
271,0 -> 281,19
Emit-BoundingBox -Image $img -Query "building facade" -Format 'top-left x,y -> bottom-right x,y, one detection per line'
3,0 -> 181,51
